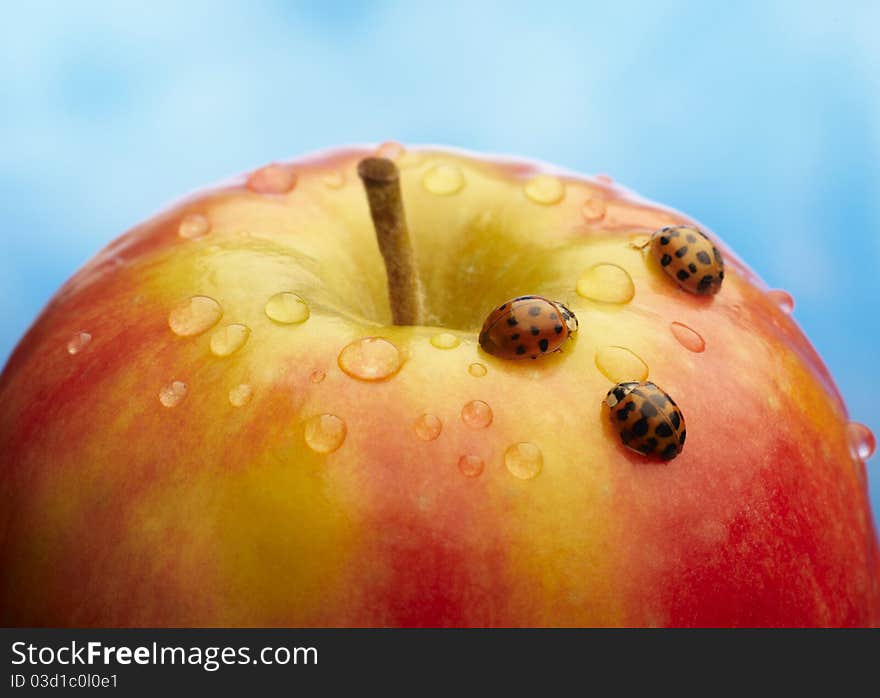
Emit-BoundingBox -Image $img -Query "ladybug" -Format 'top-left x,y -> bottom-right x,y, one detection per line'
648,225 -> 724,295
603,381 -> 686,460
479,295 -> 578,360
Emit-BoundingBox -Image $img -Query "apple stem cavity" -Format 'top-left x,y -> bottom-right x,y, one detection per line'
358,156 -> 424,326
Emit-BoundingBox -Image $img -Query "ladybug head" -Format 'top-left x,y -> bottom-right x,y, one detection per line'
604,381 -> 640,407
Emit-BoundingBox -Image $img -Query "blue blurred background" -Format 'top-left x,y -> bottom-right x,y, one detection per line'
1,1 -> 878,523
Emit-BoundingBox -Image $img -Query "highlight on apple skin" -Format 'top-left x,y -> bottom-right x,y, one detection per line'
0,144 -> 877,627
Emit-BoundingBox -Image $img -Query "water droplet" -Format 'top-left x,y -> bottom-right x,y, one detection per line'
304,413 -> 347,454
210,323 -> 250,357
338,337 -> 403,381
413,413 -> 442,441
159,380 -> 187,408
422,164 -> 465,195
458,454 -> 485,478
581,197 -> 606,222
468,362 -> 487,377
504,442 -> 543,480
229,383 -> 253,407
247,163 -> 297,194
847,422 -> 876,461
178,213 -> 211,239
66,331 -> 92,355
767,289 -> 795,314
310,368 -> 326,383
524,175 -> 565,205
670,322 -> 706,353
168,295 -> 223,337
629,233 -> 651,248
321,170 -> 345,189
430,332 -> 460,349
576,263 -> 635,303
461,400 -> 493,429
264,292 -> 310,324
376,141 -> 406,160
595,346 -> 649,383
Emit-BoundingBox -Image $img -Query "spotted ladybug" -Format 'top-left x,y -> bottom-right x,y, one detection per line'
604,381 -> 686,460
649,225 -> 724,295
479,295 -> 578,360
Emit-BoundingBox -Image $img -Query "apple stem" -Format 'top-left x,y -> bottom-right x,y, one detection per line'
358,156 -> 424,326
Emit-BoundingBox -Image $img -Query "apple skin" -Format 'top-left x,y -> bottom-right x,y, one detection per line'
0,146 -> 877,627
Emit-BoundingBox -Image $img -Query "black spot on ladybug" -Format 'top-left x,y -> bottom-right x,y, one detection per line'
669,411 -> 681,429
661,443 -> 678,459
679,429 -> 686,444
686,234 -> 697,243
669,228 -> 681,237
554,324 -> 563,334
538,338 -> 549,352
642,437 -> 658,454
632,418 -> 649,437
661,254 -> 672,267
640,401 -> 658,418
713,248 -> 722,264
516,345 -> 526,355
530,326 -> 540,336
677,269 -> 690,281
655,422 -> 673,437
660,236 -> 670,245
688,263 -> 697,273
719,270 -> 724,279
510,333 -> 520,340
549,313 -> 558,320
528,306 -> 541,316
696,251 -> 711,265
507,316 -> 518,326
698,275 -> 714,291
675,246 -> 689,258
621,429 -> 634,444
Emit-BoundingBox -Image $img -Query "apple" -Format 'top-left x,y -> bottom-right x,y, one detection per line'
0,144 -> 877,627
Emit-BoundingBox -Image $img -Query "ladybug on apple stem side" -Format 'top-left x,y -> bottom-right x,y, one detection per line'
479,295 -> 578,360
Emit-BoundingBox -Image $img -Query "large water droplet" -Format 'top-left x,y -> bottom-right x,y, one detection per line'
229,383 -> 253,407
576,263 -> 635,303
264,292 -> 310,324
504,442 -> 543,480
461,400 -> 493,429
178,213 -> 211,240
247,164 -> 297,194
338,337 -> 403,381
458,454 -> 485,478
669,322 -> 706,353
422,164 -> 465,195
414,413 -> 442,441
66,331 -> 92,355
847,422 -> 876,461
159,380 -> 187,407
595,346 -> 649,383
304,413 -> 347,454
321,170 -> 345,189
376,141 -> 406,160
310,369 -> 326,384
468,362 -> 487,377
767,289 -> 795,314
430,332 -> 461,350
524,175 -> 565,205
581,197 -> 606,222
168,296 -> 223,337
210,323 -> 250,357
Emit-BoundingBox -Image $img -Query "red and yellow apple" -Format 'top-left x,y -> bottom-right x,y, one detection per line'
0,145 -> 877,627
